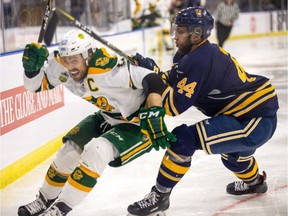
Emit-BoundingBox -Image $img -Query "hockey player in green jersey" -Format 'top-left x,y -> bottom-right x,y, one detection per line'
18,29 -> 175,216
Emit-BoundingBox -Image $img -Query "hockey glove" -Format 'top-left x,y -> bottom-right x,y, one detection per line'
134,53 -> 161,74
134,53 -> 168,83
22,42 -> 49,73
139,106 -> 176,151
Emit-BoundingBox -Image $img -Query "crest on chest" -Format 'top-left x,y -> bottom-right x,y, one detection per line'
84,95 -> 115,111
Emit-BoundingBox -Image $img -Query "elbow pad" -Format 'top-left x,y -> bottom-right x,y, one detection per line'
142,73 -> 167,95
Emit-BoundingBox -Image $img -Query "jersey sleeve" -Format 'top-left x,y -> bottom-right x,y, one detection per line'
23,52 -> 68,92
128,63 -> 155,89
23,69 -> 45,92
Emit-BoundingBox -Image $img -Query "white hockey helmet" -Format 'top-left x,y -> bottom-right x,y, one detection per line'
58,29 -> 96,59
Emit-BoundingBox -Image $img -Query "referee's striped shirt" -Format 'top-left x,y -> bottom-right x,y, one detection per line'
214,1 -> 240,26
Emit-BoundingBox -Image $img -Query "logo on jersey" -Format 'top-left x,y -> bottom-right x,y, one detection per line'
77,33 -> 85,39
59,71 -> 69,82
70,126 -> 80,135
195,9 -> 203,17
84,96 -> 115,111
208,89 -> 221,95
96,57 -> 109,66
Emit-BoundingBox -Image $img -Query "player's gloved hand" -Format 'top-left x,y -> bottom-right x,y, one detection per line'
139,106 -> 176,151
22,42 -> 49,73
134,53 -> 161,73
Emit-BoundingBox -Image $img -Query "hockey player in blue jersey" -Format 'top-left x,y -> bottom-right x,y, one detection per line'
127,6 -> 279,216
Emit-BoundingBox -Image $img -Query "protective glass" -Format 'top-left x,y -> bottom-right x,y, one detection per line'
171,24 -> 203,38
170,24 -> 189,38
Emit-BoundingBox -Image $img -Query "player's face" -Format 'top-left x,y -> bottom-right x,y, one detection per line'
172,26 -> 192,54
62,54 -> 88,82
225,0 -> 233,5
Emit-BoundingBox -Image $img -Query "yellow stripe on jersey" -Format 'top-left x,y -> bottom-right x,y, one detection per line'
161,157 -> 190,175
100,47 -> 116,58
42,74 -> 49,91
255,80 -> 271,91
217,81 -> 276,117
233,91 -> 276,117
162,86 -> 173,116
162,87 -> 180,116
169,89 -> 180,116
224,85 -> 275,116
164,99 -> 173,116
217,81 -> 270,115
162,86 -> 171,98
88,67 -> 112,74
216,92 -> 252,115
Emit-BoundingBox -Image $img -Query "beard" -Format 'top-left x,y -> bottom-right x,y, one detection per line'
177,44 -> 192,55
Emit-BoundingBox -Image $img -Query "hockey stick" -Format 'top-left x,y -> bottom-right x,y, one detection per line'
55,8 -> 135,63
38,0 -> 54,43
44,9 -> 59,45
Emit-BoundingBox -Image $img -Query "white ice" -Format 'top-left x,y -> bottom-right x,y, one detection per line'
1,35 -> 287,216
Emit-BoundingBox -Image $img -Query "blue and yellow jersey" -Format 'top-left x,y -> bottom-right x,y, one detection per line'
162,40 -> 279,118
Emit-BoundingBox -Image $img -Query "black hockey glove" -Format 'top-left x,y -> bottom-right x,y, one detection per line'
134,53 -> 161,73
22,42 -> 49,74
139,106 -> 176,151
134,53 -> 168,82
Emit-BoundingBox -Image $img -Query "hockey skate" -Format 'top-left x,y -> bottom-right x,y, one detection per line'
127,186 -> 170,216
18,189 -> 56,216
226,171 -> 268,195
39,200 -> 72,216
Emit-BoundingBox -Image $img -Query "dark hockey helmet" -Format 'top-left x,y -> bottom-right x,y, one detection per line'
172,6 -> 214,39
